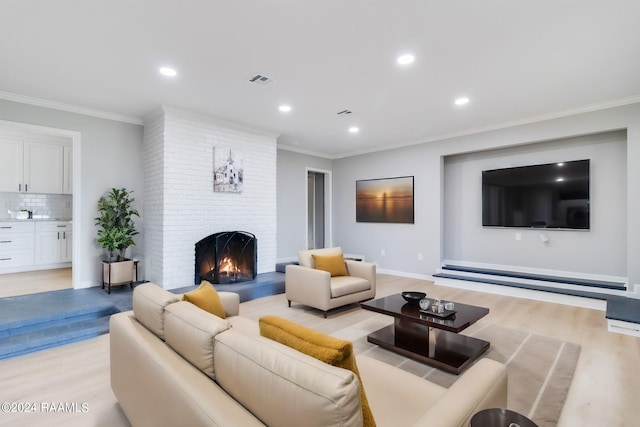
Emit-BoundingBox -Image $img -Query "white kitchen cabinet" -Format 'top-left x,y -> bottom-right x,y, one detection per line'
0,137 -> 24,193
25,142 -> 64,194
35,222 -> 72,265
0,137 -> 67,194
63,144 -> 73,194
62,230 -> 72,262
0,222 -> 35,269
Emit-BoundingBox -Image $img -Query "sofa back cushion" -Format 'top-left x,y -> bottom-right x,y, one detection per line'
214,329 -> 363,427
259,315 -> 375,427
164,301 -> 229,379
132,283 -> 180,340
298,246 -> 343,268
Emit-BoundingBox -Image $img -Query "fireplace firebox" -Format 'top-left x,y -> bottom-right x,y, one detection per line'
195,231 -> 257,284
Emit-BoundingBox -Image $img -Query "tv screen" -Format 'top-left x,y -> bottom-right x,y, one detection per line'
482,159 -> 590,229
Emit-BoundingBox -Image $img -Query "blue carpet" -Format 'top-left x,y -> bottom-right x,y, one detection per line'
0,286 -> 134,361
0,272 -> 285,360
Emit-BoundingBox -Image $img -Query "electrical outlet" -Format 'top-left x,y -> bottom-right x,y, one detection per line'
515,232 -> 522,241
380,249 -> 386,256
418,253 -> 423,261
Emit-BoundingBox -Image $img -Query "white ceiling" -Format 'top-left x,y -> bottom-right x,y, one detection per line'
2,1 -> 639,158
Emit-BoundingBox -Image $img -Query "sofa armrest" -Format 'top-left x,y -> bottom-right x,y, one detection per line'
345,260 -> 376,291
219,291 -> 240,317
285,264 -> 332,305
410,358 -> 508,427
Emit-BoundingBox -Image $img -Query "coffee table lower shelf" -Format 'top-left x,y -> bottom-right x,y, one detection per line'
367,324 -> 490,375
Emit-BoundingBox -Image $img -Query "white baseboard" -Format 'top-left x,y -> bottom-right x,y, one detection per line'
441,259 -> 627,285
0,262 -> 71,275
377,268 -> 433,281
608,319 -> 640,337
74,280 -> 96,289
433,276 -> 607,311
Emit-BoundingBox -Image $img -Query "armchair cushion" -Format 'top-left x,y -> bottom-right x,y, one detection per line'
298,246 -> 343,268
312,253 -> 349,277
330,276 -> 372,298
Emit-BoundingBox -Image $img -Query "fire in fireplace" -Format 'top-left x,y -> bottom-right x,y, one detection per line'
194,231 -> 257,284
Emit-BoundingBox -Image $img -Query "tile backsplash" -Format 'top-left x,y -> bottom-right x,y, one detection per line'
0,192 -> 72,220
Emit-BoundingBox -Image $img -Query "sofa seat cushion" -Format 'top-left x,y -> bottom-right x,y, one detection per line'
330,275 -> 371,298
132,282 -> 180,340
214,329 -> 363,427
356,355 -> 446,427
164,301 -> 229,379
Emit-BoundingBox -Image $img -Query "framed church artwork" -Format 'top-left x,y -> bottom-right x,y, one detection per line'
214,146 -> 244,193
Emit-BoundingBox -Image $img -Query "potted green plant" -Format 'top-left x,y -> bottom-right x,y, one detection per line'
95,188 -> 140,292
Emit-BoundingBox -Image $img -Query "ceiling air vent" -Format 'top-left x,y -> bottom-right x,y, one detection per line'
248,74 -> 274,86
337,110 -> 353,115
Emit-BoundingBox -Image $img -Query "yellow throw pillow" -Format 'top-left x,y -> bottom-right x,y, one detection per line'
182,281 -> 226,319
259,315 -> 375,427
312,253 -> 349,277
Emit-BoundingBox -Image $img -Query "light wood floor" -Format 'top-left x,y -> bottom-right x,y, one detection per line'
0,274 -> 638,426
0,268 -> 72,298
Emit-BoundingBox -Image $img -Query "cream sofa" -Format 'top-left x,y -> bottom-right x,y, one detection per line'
285,247 -> 376,317
110,283 -> 507,427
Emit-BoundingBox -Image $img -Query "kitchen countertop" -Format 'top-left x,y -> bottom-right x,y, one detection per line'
0,218 -> 72,222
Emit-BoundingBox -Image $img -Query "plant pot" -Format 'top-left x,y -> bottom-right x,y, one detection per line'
102,259 -> 137,294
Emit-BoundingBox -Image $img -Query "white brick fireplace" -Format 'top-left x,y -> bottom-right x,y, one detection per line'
143,106 -> 277,289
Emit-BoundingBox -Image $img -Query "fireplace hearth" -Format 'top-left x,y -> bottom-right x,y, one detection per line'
195,231 -> 257,284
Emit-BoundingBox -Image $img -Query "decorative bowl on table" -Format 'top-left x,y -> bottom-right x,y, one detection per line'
401,291 -> 427,305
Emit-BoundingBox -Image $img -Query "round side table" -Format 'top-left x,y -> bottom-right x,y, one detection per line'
470,408 -> 538,427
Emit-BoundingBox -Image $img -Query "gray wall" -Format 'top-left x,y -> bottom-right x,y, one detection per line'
276,149 -> 332,260
333,144 -> 443,274
443,131 -> 627,276
0,99 -> 144,288
333,102 -> 640,288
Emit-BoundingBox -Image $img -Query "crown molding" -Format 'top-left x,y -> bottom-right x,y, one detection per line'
333,95 -> 640,159
276,143 -> 335,159
161,105 -> 281,140
0,90 -> 144,126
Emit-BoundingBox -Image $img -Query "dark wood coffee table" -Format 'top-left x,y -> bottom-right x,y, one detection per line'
361,294 -> 490,374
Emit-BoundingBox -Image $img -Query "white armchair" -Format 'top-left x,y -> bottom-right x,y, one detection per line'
285,247 -> 376,318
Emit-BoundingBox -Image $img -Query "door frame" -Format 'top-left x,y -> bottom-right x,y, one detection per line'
305,167 -> 332,250
0,119 -> 81,289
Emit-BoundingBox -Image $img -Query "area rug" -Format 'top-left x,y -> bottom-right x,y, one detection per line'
352,323 -> 580,427
240,293 -> 580,427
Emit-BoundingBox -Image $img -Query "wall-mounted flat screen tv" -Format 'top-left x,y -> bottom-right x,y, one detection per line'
482,159 -> 590,229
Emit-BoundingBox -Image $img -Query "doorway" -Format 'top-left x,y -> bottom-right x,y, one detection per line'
0,120 -> 80,295
307,168 -> 332,250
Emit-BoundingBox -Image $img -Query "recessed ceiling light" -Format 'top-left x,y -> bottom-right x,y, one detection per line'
397,54 -> 415,65
556,177 -> 565,182
348,127 -> 360,134
278,105 -> 292,113
557,162 -> 565,167
454,97 -> 470,106
159,67 -> 177,77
